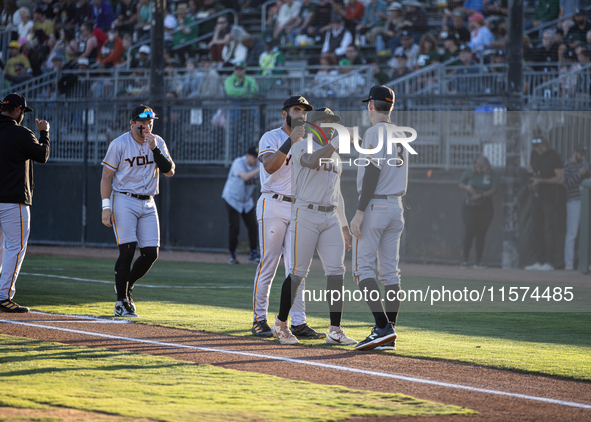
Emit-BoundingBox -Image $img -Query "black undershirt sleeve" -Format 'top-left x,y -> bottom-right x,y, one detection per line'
278,137 -> 293,155
152,147 -> 173,173
357,163 -> 381,212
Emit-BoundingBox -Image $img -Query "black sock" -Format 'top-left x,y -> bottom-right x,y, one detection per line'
358,278 -> 388,329
384,284 -> 401,326
278,275 -> 302,322
128,247 -> 158,289
115,243 -> 136,301
326,274 -> 344,327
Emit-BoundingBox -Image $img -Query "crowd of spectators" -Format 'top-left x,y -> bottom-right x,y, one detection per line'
1,0 -> 591,99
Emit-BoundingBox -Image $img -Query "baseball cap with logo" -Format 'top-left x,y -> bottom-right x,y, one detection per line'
139,45 -> 151,54
234,60 -> 247,68
575,7 -> 586,15
460,44 -> 472,52
131,105 -> 158,121
362,85 -> 395,104
2,93 -> 33,112
78,57 -> 89,66
283,95 -> 313,111
8,40 -> 20,49
308,107 -> 341,123
246,146 -> 259,156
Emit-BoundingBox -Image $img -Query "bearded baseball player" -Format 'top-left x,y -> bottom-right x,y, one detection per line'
100,105 -> 175,318
351,86 -> 407,351
271,107 -> 357,345
251,95 -> 326,340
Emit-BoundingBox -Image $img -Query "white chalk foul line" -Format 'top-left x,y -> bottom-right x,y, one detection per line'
1,318 -> 590,410
20,272 -> 250,289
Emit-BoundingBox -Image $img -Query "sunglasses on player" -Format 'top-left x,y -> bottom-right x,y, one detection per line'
531,138 -> 543,144
134,111 -> 155,120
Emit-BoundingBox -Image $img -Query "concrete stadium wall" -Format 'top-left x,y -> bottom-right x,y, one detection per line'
29,163 -> 566,266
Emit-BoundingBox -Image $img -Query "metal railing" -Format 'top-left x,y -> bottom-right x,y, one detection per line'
524,5 -> 591,39
261,0 -> 276,33
530,62 -> 591,108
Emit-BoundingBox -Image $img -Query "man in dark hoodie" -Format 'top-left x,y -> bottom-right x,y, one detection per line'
0,93 -> 50,313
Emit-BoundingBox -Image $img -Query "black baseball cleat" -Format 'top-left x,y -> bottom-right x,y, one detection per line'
0,299 -> 29,313
114,284 -> 136,313
355,324 -> 397,351
290,324 -> 327,339
252,320 -> 273,337
114,299 -> 138,317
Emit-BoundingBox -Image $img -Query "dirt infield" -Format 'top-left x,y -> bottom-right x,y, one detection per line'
27,245 -> 589,286
1,311 -> 591,421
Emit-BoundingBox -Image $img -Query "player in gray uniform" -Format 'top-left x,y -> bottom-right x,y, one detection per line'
271,108 -> 357,345
100,105 -> 175,317
351,86 -> 408,351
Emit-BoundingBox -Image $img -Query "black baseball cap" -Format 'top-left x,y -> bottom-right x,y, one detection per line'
130,105 -> 158,121
575,144 -> 589,154
283,95 -> 313,111
308,107 -> 341,123
460,44 -> 472,52
2,93 -> 33,112
246,146 -> 258,156
565,49 -> 576,59
575,7 -> 586,15
362,85 -> 395,103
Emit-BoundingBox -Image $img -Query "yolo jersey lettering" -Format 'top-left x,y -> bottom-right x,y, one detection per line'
102,132 -> 171,196
356,122 -> 408,196
258,128 -> 293,196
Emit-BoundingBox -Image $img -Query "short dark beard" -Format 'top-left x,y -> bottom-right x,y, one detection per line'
286,114 -> 304,129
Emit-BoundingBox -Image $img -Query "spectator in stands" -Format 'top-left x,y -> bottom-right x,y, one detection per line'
98,26 -> 123,68
416,33 -> 439,68
163,6 -> 178,45
393,30 -> 419,68
172,4 -> 198,52
468,13 -> 494,51
197,0 -> 225,36
382,2 -> 405,52
529,0 -> 559,29
130,44 -> 150,68
3,40 -> 31,77
259,37 -> 286,74
399,0 -> 428,42
448,12 -> 471,44
554,27 -> 565,43
115,33 -> 132,68
181,58 -> 203,97
164,64 -> 183,95
77,21 -> 99,65
30,29 -> 51,75
0,0 -> 18,27
525,136 -> 564,271
334,58 -> 366,95
455,45 -> 480,93
489,48 -> 505,65
273,0 -> 302,42
309,0 -> 333,40
560,49 -> 580,95
113,0 -> 137,35
243,35 -> 266,68
578,48 -> 591,64
563,8 -> 591,42
312,53 -> 339,96
559,0 -> 578,17
355,0 -> 388,45
224,61 -> 258,97
3,62 -> 33,86
72,0 -> 93,28
372,60 -> 390,84
199,56 -> 223,96
134,0 -> 152,41
334,0 -> 365,34
209,15 -> 232,64
532,30 -> 558,69
440,31 -> 460,63
562,144 -> 590,270
483,0 -> 507,16
488,17 -> 507,50
321,15 -> 353,58
390,52 -> 412,79
222,24 -> 250,65
345,44 -> 367,64
289,0 -> 316,44
458,155 -> 498,269
33,7 -> 55,38
17,7 -> 34,43
90,0 -> 114,32
557,41 -> 568,61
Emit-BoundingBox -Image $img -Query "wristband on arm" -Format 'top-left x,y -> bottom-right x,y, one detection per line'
278,137 -> 293,155
152,146 -> 173,173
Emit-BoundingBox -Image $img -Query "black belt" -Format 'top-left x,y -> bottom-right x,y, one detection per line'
121,192 -> 152,200
373,194 -> 400,199
272,194 -> 294,203
308,204 -> 335,212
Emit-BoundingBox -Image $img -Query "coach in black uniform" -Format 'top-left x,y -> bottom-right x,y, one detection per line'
0,93 -> 50,313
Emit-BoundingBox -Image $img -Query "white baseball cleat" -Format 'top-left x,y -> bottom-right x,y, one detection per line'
524,262 -> 543,271
326,326 -> 358,345
271,315 -> 299,345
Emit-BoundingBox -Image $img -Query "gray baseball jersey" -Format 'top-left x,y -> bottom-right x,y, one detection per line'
353,121 -> 408,286
102,131 -> 171,196
356,122 -> 408,196
290,139 -> 347,279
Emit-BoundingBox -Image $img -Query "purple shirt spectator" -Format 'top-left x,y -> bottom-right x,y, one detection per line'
91,0 -> 115,32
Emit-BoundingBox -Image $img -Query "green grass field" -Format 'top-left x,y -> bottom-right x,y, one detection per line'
0,335 -> 473,421
13,256 -> 591,381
